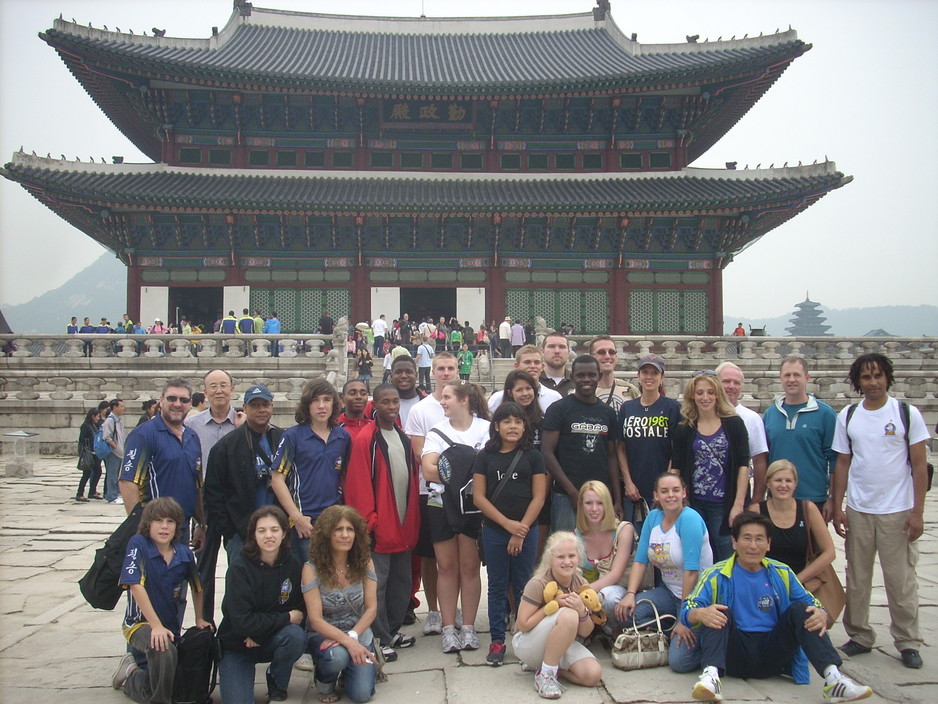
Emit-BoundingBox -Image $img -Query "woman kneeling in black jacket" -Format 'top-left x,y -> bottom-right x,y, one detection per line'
217,506 -> 306,704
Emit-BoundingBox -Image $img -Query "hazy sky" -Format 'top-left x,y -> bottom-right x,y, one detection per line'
1,0 -> 936,318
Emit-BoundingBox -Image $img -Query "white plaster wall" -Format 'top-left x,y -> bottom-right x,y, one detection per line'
223,286 -> 250,318
456,287 -> 486,329
371,287 -> 401,322
139,286 -> 169,327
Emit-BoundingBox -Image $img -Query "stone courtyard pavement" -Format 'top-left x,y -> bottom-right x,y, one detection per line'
1,457 -> 935,703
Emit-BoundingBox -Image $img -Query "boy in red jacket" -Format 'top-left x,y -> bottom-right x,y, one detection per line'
345,383 -> 421,662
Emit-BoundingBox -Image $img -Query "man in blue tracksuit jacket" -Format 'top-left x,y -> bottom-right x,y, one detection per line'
675,512 -> 871,703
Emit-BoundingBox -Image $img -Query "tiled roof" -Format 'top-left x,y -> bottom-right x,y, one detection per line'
42,10 -> 807,95
2,153 -> 849,217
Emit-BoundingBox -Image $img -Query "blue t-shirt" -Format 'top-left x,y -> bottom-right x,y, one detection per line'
121,414 -> 203,520
731,564 -> 779,633
119,534 -> 200,640
273,424 -> 351,522
691,427 -> 729,502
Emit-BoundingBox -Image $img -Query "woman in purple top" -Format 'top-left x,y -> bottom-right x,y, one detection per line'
670,373 -> 749,560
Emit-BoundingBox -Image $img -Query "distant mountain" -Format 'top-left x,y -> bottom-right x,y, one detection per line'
2,254 -> 126,334
728,305 -> 938,337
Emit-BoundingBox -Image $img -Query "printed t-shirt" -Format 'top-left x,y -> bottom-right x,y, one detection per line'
618,396 -> 682,503
472,448 -> 546,527
635,507 -> 712,599
732,565 -> 778,633
832,397 -> 930,514
542,395 -> 619,494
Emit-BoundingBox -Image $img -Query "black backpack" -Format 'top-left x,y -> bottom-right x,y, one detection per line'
172,626 -> 221,704
430,428 -> 481,532
79,502 -> 143,610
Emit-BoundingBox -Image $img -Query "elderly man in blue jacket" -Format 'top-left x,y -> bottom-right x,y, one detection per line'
677,512 -> 871,703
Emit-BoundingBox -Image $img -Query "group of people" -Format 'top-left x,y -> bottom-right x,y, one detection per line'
90,331 -> 928,703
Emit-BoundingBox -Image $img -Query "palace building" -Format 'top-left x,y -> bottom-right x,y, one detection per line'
2,1 -> 850,334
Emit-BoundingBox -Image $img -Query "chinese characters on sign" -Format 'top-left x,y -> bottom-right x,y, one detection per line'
382,100 -> 472,127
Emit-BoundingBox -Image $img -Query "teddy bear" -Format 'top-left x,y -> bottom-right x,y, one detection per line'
542,581 -> 606,626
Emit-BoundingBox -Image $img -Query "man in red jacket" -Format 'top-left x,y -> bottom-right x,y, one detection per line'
344,383 -> 421,662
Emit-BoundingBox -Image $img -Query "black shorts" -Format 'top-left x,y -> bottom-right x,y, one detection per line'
413,494 -> 436,559
426,504 -> 481,543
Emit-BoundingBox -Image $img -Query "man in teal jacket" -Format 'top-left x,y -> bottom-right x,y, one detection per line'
677,512 -> 871,703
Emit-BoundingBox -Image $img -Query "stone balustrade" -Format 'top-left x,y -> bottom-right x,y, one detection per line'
0,335 -> 935,454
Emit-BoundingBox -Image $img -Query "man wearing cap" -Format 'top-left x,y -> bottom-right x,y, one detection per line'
204,383 -> 283,562
616,354 -> 682,522
185,369 -> 245,619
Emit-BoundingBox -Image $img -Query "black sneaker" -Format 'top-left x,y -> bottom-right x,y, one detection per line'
901,649 -> 923,669
389,632 -> 416,649
486,642 -> 506,666
380,644 -> 399,662
838,640 -> 872,657
402,608 -> 417,626
266,669 -> 288,701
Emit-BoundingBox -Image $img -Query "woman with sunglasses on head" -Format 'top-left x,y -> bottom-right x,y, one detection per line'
670,372 -> 750,560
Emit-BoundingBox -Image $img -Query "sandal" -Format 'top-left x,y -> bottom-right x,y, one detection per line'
318,692 -> 339,703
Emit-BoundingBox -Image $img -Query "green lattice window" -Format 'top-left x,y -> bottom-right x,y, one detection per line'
629,288 -> 708,334
250,288 -> 351,334
506,288 -> 608,334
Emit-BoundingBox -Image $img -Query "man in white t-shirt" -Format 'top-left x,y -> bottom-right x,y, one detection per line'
372,314 -> 388,357
832,353 -> 930,670
403,352 -> 459,636
715,362 -> 768,500
498,316 -> 512,358
487,344 -> 562,413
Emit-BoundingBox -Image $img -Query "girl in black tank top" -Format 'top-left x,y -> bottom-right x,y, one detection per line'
758,500 -> 808,574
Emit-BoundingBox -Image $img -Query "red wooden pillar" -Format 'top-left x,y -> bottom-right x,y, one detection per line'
709,263 -> 724,336
350,265 -> 369,324
611,267 -> 628,334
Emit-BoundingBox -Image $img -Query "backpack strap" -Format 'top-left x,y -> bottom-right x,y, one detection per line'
429,427 -> 455,447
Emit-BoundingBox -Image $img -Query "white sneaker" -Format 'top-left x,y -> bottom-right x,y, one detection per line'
534,670 -> 565,699
442,628 -> 461,654
823,675 -> 873,703
109,497 -> 124,505
460,625 -> 480,650
294,653 -> 314,671
423,610 -> 442,635
692,668 -> 723,701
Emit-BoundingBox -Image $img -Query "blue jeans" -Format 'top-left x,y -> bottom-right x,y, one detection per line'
309,631 -> 376,703
481,524 -> 538,642
218,624 -> 306,704
549,492 -> 577,533
292,534 -> 310,565
104,453 -> 121,502
224,532 -> 244,564
690,498 -> 733,561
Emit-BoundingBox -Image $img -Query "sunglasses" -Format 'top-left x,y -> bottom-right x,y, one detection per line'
692,369 -> 716,377
164,395 -> 192,404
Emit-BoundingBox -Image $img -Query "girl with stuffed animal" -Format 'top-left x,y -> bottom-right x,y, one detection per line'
472,402 -> 549,666
513,531 -> 602,699
616,472 -> 713,671
574,480 -> 636,628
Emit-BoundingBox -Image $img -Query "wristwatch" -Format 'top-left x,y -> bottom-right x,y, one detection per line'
348,630 -> 359,641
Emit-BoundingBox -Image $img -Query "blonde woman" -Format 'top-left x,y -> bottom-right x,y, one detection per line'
670,372 -> 750,560
750,459 -> 835,582
574,481 -> 635,626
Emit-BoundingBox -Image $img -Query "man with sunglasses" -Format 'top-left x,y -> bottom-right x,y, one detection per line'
588,334 -> 638,413
120,377 -> 205,551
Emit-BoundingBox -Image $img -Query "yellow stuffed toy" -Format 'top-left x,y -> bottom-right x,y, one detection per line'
541,581 -> 606,626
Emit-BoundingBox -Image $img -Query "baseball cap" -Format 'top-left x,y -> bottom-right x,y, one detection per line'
243,384 -> 273,403
637,354 -> 665,373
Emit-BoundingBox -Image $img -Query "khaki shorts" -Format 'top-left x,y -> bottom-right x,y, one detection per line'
511,610 -> 595,670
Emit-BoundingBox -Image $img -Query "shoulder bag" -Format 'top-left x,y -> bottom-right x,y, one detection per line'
801,500 -> 845,628
611,598 -> 674,671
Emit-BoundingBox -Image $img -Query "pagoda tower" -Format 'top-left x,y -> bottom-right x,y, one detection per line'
786,294 -> 833,336
2,1 -> 850,334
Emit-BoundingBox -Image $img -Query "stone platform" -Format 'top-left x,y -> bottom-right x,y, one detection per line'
0,458 -> 936,703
